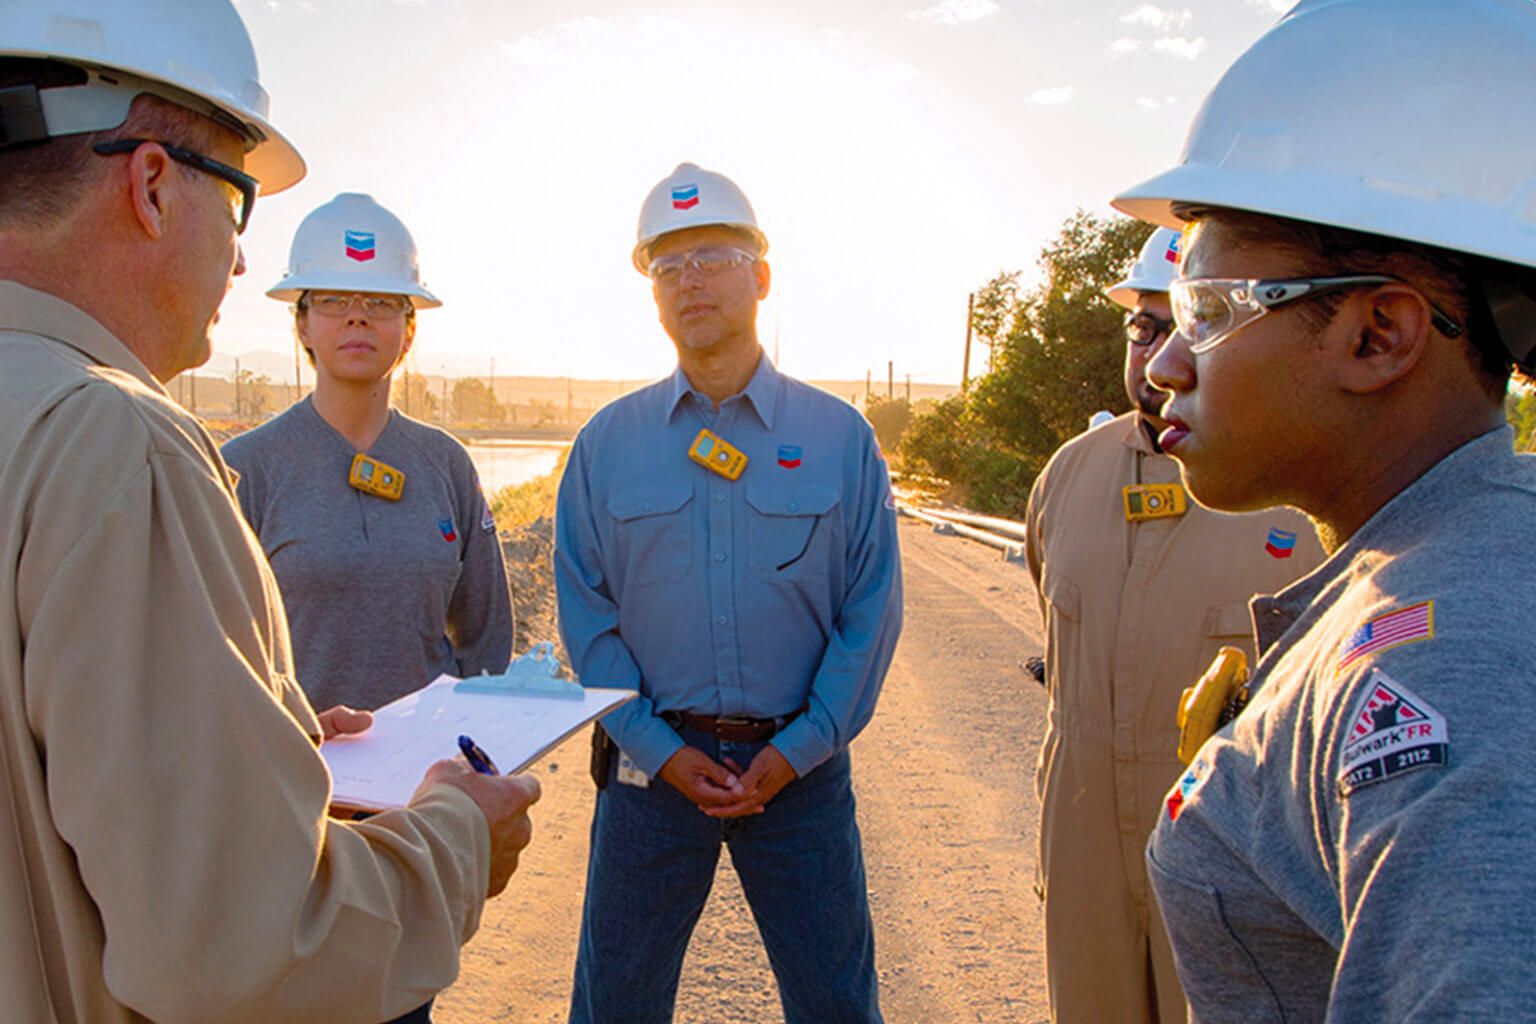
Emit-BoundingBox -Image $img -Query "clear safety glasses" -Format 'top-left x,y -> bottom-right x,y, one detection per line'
93,138 -> 259,234
1124,311 -> 1176,347
648,245 -> 756,285
1170,275 -> 1465,354
303,293 -> 412,319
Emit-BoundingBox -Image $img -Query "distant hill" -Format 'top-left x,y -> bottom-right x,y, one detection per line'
180,361 -> 960,413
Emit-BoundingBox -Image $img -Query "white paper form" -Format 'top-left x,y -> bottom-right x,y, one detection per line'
322,674 -> 634,810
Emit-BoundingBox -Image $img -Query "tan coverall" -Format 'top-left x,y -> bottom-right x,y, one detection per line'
1024,412 -> 1325,1024
0,282 -> 492,1023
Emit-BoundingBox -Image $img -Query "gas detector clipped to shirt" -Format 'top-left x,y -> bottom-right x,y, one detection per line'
1176,646 -> 1250,764
349,453 -> 405,501
689,428 -> 748,481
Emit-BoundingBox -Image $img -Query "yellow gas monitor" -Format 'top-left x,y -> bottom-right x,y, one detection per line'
1122,482 -> 1187,522
349,453 -> 406,501
688,428 -> 748,481
1176,646 -> 1250,764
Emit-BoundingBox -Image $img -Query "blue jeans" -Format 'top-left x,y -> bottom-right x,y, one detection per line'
569,730 -> 882,1024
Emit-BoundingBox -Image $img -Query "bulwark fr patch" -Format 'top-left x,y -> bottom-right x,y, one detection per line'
1337,668 -> 1448,796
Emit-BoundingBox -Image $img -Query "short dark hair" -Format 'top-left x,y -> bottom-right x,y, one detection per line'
0,59 -> 227,230
1183,206 -> 1514,400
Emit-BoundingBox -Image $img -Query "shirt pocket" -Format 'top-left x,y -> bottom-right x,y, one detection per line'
1145,849 -> 1285,1024
606,481 -> 695,585
744,478 -> 840,583
1205,602 -> 1253,639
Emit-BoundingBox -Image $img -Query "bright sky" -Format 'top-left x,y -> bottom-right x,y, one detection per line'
214,0 -> 1292,385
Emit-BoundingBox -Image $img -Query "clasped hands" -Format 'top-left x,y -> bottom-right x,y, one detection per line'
658,744 -> 797,817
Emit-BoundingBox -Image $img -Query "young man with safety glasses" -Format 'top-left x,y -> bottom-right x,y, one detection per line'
1024,227 -> 1323,1024
555,162 -> 902,1023
1112,0 -> 1536,1018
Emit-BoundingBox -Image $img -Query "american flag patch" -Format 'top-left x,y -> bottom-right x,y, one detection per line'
1338,601 -> 1434,671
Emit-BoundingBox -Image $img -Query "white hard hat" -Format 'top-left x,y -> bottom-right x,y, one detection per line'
632,162 -> 768,274
1104,227 -> 1182,310
1088,410 -> 1116,430
268,193 -> 442,308
1112,0 -> 1536,272
0,0 -> 304,193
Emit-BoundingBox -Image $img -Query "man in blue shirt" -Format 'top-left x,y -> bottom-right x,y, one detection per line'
556,162 -> 903,1024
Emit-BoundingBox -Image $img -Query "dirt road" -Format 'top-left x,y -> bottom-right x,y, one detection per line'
436,517 -> 1051,1023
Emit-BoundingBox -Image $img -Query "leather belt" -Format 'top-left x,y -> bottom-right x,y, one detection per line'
661,709 -> 803,742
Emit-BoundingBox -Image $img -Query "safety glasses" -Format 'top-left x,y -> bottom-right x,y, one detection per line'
1124,311 -> 1176,347
93,138 -> 258,234
1170,275 -> 1465,354
303,293 -> 412,319
648,245 -> 756,285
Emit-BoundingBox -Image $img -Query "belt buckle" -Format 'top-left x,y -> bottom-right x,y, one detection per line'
716,715 -> 755,729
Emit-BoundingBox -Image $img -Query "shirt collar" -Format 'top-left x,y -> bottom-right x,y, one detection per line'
664,351 -> 781,431
1252,425 -> 1516,655
0,280 -> 165,395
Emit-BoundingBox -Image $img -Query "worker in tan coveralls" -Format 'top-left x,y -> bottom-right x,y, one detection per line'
1024,226 -> 1325,1024
0,3 -> 539,1022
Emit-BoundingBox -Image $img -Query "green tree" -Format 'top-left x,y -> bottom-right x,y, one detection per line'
971,270 -> 1021,375
452,378 -> 503,426
902,210 -> 1152,515
1507,387 -> 1536,451
391,372 -> 439,420
233,369 -> 272,421
864,395 -> 914,458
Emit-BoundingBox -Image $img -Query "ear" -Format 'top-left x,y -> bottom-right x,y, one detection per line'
402,315 -> 416,356
1335,285 -> 1435,395
125,143 -> 175,240
755,259 -> 771,301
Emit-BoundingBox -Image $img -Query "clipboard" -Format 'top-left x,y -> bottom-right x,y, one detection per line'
321,643 -> 634,811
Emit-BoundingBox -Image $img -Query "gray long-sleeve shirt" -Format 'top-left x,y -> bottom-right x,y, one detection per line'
1148,427 -> 1536,1022
223,398 -> 512,710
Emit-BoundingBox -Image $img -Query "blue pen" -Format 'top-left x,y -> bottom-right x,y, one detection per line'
457,734 -> 499,775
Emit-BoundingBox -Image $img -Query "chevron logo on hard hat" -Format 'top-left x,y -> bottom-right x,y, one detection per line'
344,230 -> 376,262
671,184 -> 700,210
1164,233 -> 1181,264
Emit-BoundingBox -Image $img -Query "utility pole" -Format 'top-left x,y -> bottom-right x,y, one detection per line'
887,361 -> 893,401
566,376 -> 573,425
293,334 -> 301,406
962,291 -> 974,392
402,365 -> 411,417
864,370 -> 871,408
189,371 -> 196,415
905,373 -> 911,404
234,357 -> 242,421
441,369 -> 449,426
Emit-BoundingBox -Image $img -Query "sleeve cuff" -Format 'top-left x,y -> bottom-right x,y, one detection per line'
771,719 -> 833,778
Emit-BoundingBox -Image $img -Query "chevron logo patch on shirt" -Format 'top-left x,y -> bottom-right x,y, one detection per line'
437,518 -> 457,543
1165,755 -> 1211,822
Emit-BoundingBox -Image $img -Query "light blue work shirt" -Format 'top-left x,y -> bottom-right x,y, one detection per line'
554,355 -> 903,777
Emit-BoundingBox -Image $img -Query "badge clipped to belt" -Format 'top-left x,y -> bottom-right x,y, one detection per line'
349,453 -> 406,501
1122,482 -> 1186,522
689,428 -> 748,481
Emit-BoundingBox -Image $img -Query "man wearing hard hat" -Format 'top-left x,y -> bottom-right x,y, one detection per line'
1109,0 -> 1536,1017
1024,227 -> 1323,1023
555,162 -> 902,1023
0,3 -> 540,1021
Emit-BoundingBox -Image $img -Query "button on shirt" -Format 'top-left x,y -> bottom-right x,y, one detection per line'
555,357 -> 903,777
